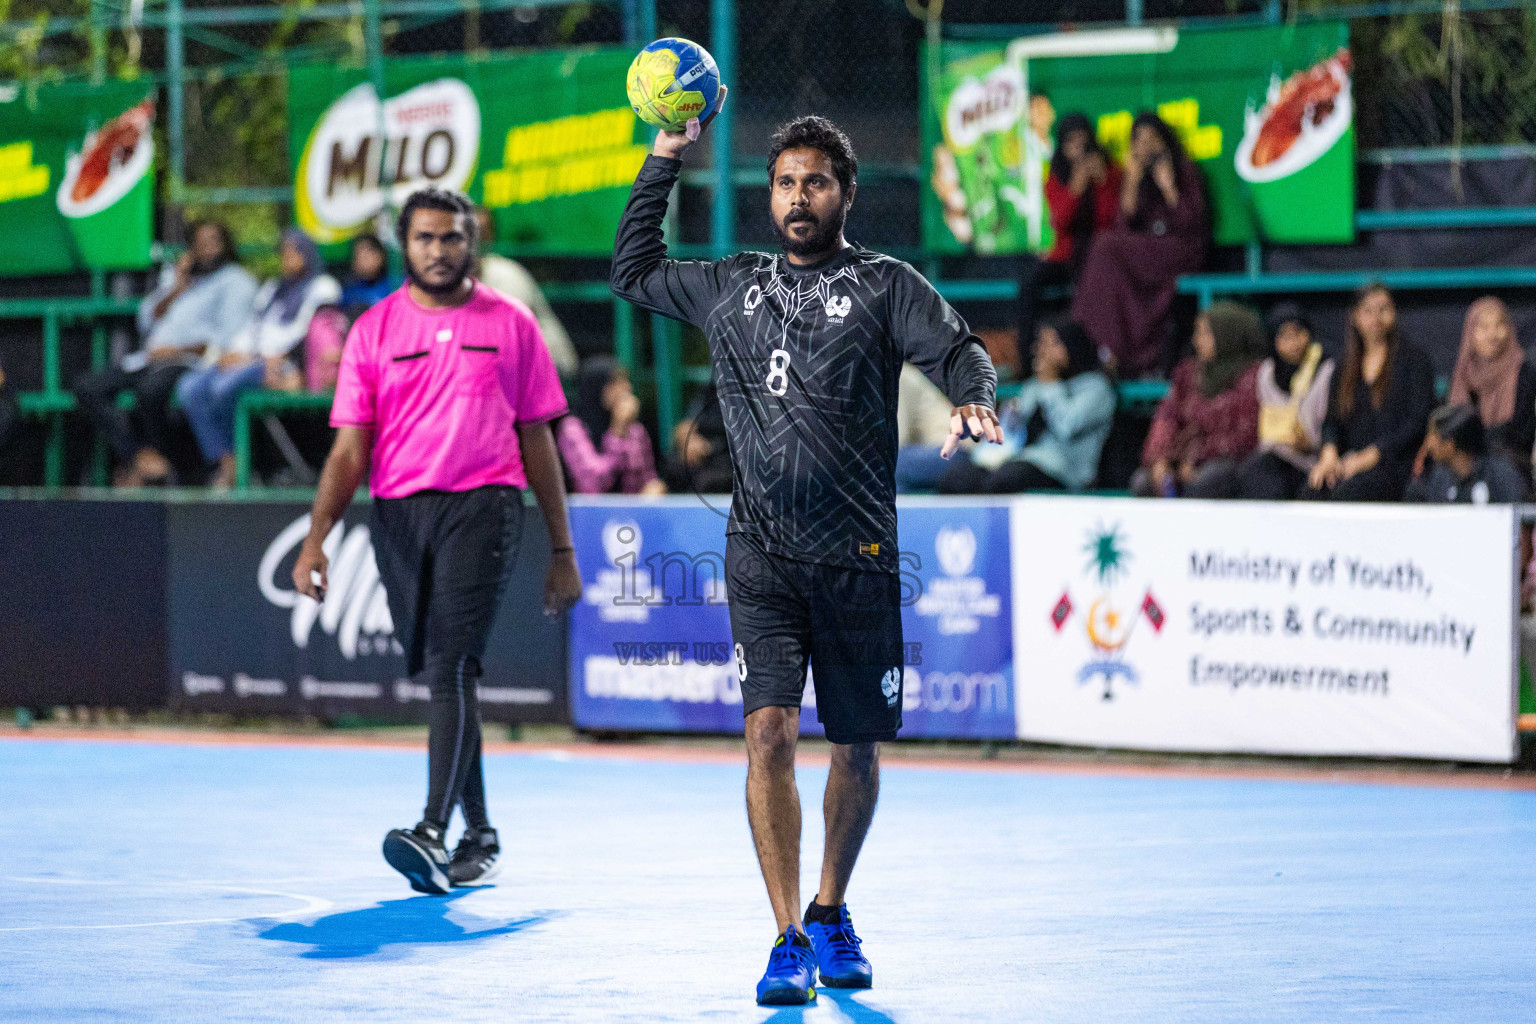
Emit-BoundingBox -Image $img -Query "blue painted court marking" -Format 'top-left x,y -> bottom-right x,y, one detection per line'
2,737 -> 1536,1023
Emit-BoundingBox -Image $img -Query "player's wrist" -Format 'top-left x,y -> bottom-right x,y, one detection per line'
651,135 -> 691,160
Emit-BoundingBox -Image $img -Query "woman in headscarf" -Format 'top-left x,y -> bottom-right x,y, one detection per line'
1236,302 -> 1336,499
176,228 -> 341,487
1015,113 -> 1122,373
1071,111 -> 1210,378
556,356 -> 665,495
1132,301 -> 1263,498
1305,283 -> 1436,502
1447,296 -> 1534,463
938,318 -> 1116,493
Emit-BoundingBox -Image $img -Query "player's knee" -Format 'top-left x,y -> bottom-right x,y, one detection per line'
423,653 -> 483,696
745,708 -> 798,768
832,741 -> 879,776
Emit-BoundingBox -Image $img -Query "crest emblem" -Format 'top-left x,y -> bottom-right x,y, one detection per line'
743,285 -> 763,316
879,666 -> 901,706
824,294 -> 852,322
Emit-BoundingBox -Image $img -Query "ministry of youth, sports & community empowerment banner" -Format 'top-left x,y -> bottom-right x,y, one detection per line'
287,48 -> 647,257
924,21 -> 1354,254
1009,497 -> 1518,763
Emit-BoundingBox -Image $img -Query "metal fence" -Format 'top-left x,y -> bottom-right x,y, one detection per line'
4,0 -> 1533,253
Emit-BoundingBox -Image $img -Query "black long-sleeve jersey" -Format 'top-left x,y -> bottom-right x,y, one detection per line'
611,155 -> 996,572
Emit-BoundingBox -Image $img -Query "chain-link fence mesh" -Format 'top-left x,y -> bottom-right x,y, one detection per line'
8,0 -> 1536,254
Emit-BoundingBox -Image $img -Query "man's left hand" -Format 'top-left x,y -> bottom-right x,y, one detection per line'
941,403 -> 1004,459
544,549 -> 583,617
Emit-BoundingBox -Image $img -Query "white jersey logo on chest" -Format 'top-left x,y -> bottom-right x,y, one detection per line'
823,294 -> 851,324
435,328 -> 453,343
743,285 -> 763,317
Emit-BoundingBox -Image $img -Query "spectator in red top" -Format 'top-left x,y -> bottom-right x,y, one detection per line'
557,356 -> 666,495
1072,111 -> 1209,378
1132,301 -> 1263,498
1017,113 -> 1121,377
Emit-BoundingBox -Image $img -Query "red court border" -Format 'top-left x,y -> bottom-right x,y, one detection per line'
3,726 -> 1534,792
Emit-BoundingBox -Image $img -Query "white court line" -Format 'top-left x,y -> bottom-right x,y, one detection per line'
0,877 -> 333,932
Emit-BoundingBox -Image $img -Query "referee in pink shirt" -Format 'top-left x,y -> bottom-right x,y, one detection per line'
293,188 -> 582,894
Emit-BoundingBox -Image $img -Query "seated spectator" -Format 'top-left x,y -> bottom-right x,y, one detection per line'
663,381 -> 734,495
474,207 -> 578,377
75,220 -> 257,485
939,318 -> 1114,493
1236,303 -> 1335,500
303,307 -> 350,393
1131,301 -> 1262,498
1404,404 -> 1528,504
1446,296 -> 1534,463
895,362 -> 967,493
1072,111 -> 1208,378
557,356 -> 665,495
339,232 -> 400,317
1018,113 -> 1121,369
176,229 -> 340,488
1306,283 -> 1436,502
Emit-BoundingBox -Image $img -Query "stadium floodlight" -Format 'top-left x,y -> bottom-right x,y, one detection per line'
1007,27 -> 1180,248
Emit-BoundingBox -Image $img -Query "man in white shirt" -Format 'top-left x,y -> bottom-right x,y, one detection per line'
472,207 -> 578,377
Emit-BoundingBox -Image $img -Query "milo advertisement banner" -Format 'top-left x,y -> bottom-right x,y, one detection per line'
924,22 -> 1354,253
288,48 -> 648,255
0,82 -> 156,275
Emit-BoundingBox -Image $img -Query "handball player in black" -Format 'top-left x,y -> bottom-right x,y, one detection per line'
612,94 -> 1003,1004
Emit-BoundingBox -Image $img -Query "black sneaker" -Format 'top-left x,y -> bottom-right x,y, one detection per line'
382,820 -> 451,894
448,826 -> 501,887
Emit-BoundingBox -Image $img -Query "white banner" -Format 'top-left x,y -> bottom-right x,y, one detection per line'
1010,497 -> 1517,762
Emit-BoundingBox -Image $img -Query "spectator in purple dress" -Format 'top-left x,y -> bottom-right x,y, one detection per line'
1072,111 -> 1209,378
556,355 -> 665,495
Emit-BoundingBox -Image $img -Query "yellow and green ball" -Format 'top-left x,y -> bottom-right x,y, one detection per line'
626,37 -> 721,132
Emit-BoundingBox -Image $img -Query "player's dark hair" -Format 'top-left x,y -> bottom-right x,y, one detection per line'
1430,403 -> 1487,457
766,116 -> 858,195
395,187 -> 477,249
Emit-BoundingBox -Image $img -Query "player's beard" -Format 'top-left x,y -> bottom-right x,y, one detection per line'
403,249 -> 472,297
773,204 -> 846,259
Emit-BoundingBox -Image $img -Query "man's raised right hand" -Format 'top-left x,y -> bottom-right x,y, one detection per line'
651,84 -> 729,160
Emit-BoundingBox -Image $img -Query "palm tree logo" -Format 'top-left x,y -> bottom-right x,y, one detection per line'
1049,523 -> 1164,701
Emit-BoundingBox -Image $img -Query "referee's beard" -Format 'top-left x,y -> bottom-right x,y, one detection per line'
773,204 -> 847,260
404,250 -> 473,297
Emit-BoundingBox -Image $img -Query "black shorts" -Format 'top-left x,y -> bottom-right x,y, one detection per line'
725,532 -> 904,744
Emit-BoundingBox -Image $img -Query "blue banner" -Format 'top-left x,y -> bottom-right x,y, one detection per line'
568,497 -> 1015,740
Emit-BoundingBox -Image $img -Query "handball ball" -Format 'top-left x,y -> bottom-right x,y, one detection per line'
626,37 -> 720,132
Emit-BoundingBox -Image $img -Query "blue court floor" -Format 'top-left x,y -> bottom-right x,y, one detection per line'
2,737 -> 1535,1022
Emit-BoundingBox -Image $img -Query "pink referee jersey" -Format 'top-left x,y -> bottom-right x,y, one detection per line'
330,282 -> 569,498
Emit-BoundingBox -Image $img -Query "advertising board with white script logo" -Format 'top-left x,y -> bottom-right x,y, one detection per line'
1010,497 -> 1518,762
165,500 -> 565,723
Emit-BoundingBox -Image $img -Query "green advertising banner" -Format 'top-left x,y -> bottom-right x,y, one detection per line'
924,23 -> 1354,254
0,82 -> 156,275
289,48 -> 647,256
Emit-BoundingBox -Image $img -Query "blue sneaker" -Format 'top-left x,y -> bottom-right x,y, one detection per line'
755,925 -> 818,1006
804,904 -> 872,988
